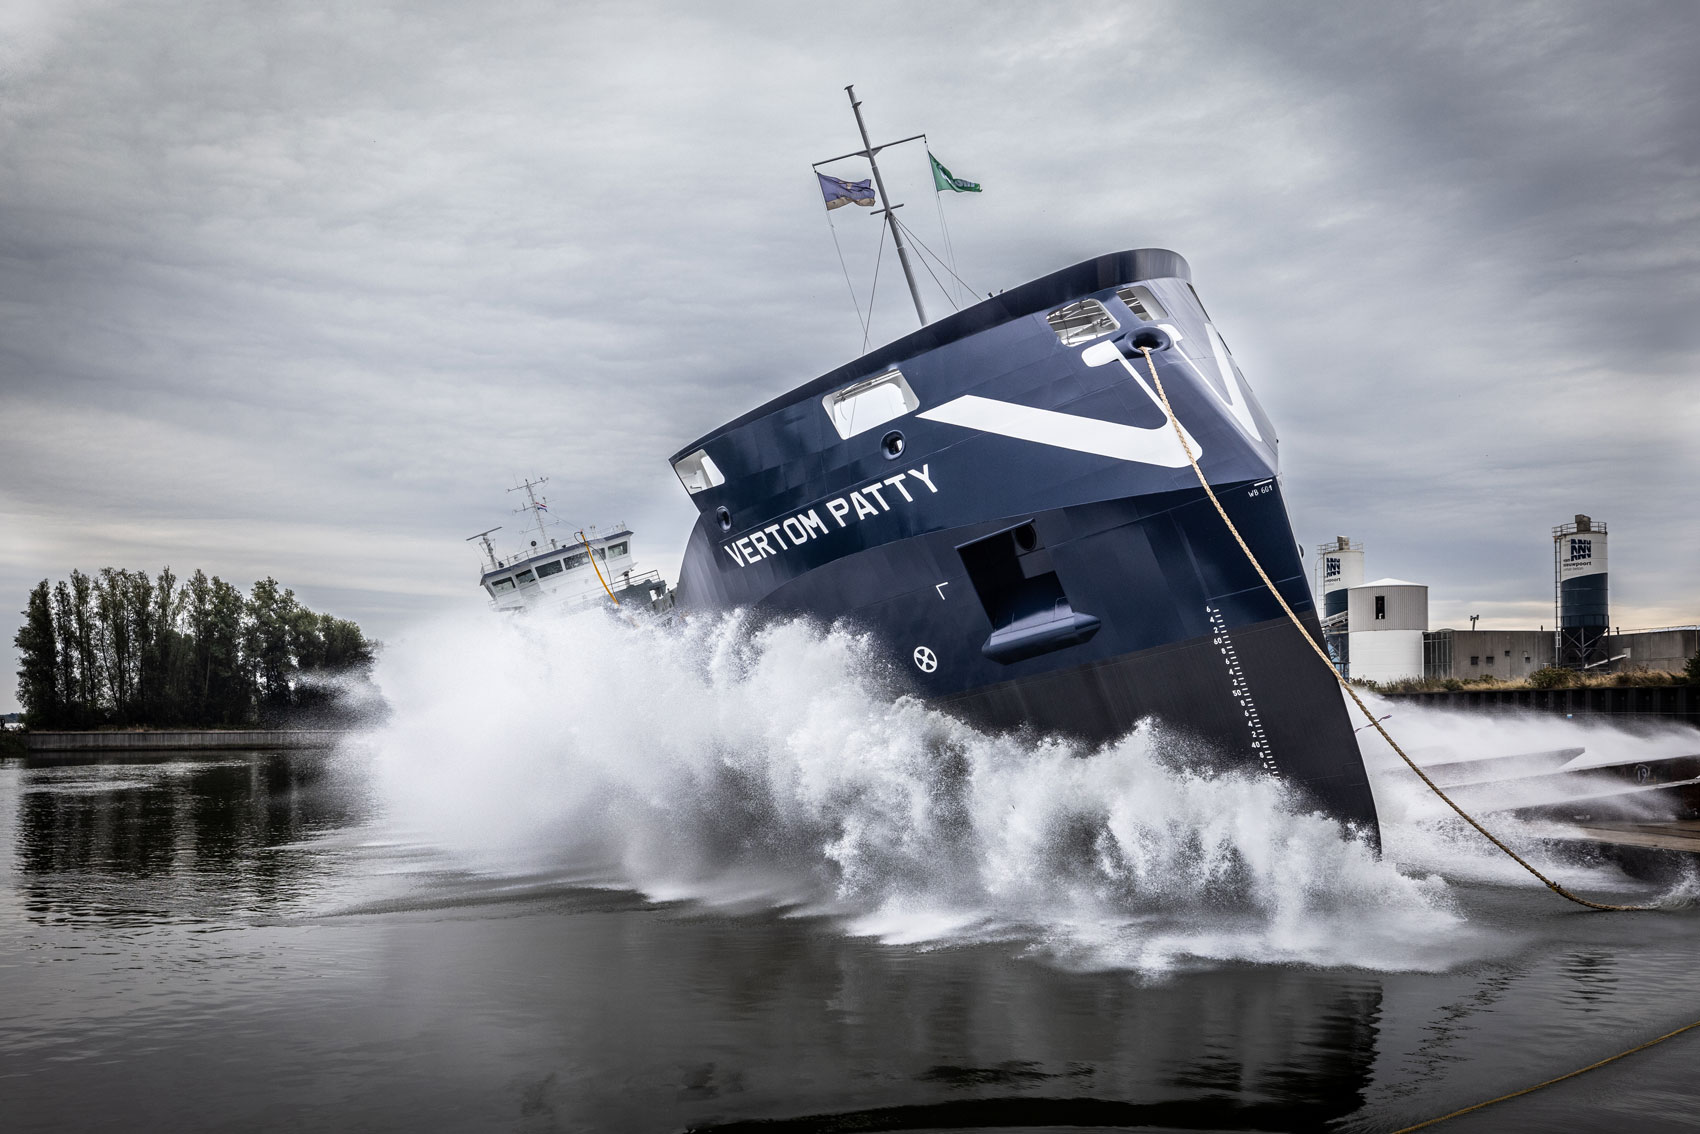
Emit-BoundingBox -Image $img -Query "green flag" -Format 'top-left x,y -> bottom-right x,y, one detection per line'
929,151 -> 981,194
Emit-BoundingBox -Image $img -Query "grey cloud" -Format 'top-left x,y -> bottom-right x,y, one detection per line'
3,0 -> 1697,710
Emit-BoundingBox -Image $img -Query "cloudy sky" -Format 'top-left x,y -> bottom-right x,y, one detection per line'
3,0 -> 1697,710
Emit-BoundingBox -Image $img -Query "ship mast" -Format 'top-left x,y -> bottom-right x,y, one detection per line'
817,85 -> 929,327
508,476 -> 555,549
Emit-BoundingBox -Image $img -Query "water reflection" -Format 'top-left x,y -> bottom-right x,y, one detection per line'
14,751 -> 366,923
6,753 -> 1697,1132
404,899 -> 1387,1131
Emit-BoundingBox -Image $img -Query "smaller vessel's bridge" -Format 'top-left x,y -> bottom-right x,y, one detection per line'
467,477 -> 669,613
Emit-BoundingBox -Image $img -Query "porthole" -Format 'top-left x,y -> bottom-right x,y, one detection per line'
716,506 -> 732,532
881,430 -> 905,459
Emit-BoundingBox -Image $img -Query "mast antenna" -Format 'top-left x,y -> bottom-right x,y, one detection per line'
465,526 -> 503,570
508,476 -> 553,548
813,85 -> 928,327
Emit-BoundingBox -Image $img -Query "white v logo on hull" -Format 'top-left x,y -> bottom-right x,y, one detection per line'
918,395 -> 1198,468
917,343 -> 1205,471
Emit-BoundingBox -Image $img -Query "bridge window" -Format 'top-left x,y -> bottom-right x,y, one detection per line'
491,577 -> 516,593
673,449 -> 725,494
605,542 -> 629,558
1045,298 -> 1118,346
821,369 -> 919,439
535,560 -> 565,578
514,569 -> 536,585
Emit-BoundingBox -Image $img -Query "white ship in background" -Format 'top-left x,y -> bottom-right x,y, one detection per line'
469,477 -> 671,613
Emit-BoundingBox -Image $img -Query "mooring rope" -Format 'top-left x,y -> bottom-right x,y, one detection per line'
1387,1017 -> 1700,1132
1136,345 -> 1658,914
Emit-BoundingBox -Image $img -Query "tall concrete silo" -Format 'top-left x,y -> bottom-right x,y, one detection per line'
1315,537 -> 1363,673
1554,514 -> 1608,668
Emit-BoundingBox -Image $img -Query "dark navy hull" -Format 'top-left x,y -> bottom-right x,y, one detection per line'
667,249 -> 1379,840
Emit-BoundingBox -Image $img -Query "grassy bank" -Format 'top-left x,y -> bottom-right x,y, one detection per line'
1357,666 -> 1695,695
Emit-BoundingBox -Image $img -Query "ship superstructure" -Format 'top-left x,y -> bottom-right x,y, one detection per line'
470,477 -> 670,613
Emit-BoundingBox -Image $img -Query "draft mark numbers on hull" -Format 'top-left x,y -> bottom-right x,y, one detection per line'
1208,604 -> 1278,776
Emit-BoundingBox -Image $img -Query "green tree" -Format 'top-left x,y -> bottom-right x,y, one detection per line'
58,572 -> 101,726
203,574 -> 253,725
1685,647 -> 1699,686
94,567 -> 159,725
244,577 -> 301,720
17,568 -> 372,728
14,580 -> 60,726
138,567 -> 187,725
318,615 -> 373,673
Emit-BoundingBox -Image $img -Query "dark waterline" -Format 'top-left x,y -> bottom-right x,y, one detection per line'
2,751 -> 1698,1133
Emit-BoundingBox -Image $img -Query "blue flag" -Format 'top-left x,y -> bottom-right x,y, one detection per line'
817,172 -> 876,210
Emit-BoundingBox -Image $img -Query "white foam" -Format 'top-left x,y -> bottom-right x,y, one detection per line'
352,607 -> 1683,976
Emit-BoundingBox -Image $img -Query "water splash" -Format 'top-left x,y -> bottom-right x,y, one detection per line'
353,606 -> 1679,975
1352,690 -> 1700,894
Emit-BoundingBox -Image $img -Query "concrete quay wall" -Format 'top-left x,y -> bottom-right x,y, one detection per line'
25,730 -> 347,752
1381,685 -> 1699,727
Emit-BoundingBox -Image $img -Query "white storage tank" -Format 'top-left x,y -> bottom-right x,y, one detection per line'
1346,579 -> 1428,683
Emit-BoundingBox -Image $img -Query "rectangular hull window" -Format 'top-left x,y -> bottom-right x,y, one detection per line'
1045,298 -> 1118,346
674,449 -> 725,494
821,370 -> 919,439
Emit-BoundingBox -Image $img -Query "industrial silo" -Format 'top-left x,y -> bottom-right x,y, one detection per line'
1315,537 -> 1363,674
1346,579 -> 1428,683
1554,514 -> 1608,668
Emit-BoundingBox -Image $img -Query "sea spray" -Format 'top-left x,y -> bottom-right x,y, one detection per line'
1352,690 -> 1700,892
354,604 -> 1677,974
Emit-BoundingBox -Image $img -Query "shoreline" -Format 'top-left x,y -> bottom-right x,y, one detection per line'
22,729 -> 349,752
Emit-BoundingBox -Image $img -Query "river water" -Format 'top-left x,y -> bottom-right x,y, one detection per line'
4,610 -> 1700,1132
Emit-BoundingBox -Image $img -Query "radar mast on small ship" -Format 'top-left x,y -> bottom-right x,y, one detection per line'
508,475 -> 560,553
467,478 -> 670,614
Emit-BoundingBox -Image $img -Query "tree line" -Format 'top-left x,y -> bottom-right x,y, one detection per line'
13,568 -> 374,729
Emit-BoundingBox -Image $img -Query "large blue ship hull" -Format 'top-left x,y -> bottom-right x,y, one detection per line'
668,250 -> 1379,840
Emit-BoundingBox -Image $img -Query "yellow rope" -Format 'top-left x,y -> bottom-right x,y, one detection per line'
577,529 -> 621,606
1388,1017 -> 1700,1132
1136,346 -> 1655,913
